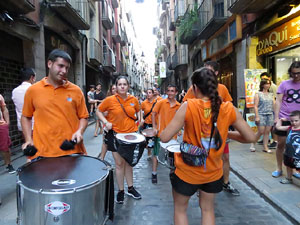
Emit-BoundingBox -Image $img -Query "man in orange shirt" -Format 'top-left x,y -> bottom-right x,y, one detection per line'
183,61 -> 239,196
22,49 -> 89,160
151,84 -> 181,183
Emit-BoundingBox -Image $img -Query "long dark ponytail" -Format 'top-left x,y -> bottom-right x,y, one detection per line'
191,67 -> 223,150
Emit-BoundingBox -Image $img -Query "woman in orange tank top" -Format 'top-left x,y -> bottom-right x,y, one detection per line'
160,68 -> 256,225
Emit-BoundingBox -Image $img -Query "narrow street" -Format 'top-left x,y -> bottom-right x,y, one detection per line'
0,124 -> 292,225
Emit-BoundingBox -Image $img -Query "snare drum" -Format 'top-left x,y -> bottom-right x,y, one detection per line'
158,140 -> 179,169
16,155 -> 114,225
141,128 -> 155,138
115,133 -> 146,167
165,144 -> 180,169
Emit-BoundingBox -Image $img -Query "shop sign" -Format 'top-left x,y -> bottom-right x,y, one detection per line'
159,62 -> 166,78
257,16 -> 300,56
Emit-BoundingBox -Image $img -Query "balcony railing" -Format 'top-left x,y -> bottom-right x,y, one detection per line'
111,0 -> 119,9
102,0 -> 113,29
0,0 -> 35,14
48,0 -> 90,30
172,48 -> 187,69
198,0 -> 231,40
169,9 -> 175,31
103,45 -> 116,72
229,0 -> 282,14
174,0 -> 185,25
112,22 -> 121,43
120,28 -> 128,46
89,38 -> 102,66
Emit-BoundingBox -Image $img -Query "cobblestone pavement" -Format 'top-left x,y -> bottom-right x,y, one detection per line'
102,151 -> 292,225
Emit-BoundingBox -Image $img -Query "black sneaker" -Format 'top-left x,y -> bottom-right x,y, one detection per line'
127,187 -> 142,200
223,182 -> 240,196
268,141 -> 277,149
152,174 -> 157,184
116,190 -> 124,204
6,164 -> 16,174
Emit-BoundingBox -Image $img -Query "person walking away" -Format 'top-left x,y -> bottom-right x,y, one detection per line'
98,84 -> 116,160
275,110 -> 300,184
0,94 -> 16,174
152,84 -> 180,184
94,83 -> 106,137
272,61 -> 300,179
87,85 -> 96,116
160,67 -> 256,225
250,79 -> 275,152
183,61 -> 239,195
21,49 -> 89,160
12,68 -> 36,132
97,76 -> 142,204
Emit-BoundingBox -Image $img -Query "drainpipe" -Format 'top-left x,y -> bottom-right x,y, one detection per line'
81,34 -> 87,94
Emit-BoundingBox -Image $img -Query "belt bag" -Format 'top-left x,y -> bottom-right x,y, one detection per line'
180,123 -> 215,167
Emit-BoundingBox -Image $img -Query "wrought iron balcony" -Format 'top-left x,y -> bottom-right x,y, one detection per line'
228,0 -> 282,14
89,38 -> 103,66
120,28 -> 128,46
174,0 -> 185,25
112,22 -> 121,43
169,9 -> 176,31
102,0 -> 113,29
103,45 -> 116,72
0,0 -> 35,14
171,48 -> 187,70
198,0 -> 230,40
48,0 -> 90,30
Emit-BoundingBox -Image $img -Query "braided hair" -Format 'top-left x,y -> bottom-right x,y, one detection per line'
191,67 -> 223,150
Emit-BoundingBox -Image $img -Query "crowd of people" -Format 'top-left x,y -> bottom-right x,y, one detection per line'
0,48 -> 299,225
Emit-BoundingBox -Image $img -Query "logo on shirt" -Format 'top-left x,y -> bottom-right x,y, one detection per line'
67,97 -> 72,102
286,89 -> 300,103
130,103 -> 134,106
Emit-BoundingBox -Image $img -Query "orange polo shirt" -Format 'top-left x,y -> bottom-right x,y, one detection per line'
141,99 -> 157,124
22,77 -> 89,159
153,98 -> 181,137
174,99 -> 236,184
156,96 -> 163,102
183,84 -> 232,102
99,94 -> 140,133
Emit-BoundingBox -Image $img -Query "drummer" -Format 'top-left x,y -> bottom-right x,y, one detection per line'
96,76 -> 142,204
160,67 -> 255,224
140,88 -> 157,161
152,84 -> 181,183
153,86 -> 163,102
21,49 -> 89,160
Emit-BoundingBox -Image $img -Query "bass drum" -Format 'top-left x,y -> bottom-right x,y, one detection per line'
16,155 -> 114,225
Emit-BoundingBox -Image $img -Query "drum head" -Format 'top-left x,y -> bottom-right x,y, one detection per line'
141,128 -> 155,137
116,133 -> 145,143
18,155 -> 108,191
167,144 -> 180,153
160,139 -> 179,149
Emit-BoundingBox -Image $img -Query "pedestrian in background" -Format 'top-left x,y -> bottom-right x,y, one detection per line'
160,67 -> 255,225
87,85 -> 96,116
272,61 -> 300,179
0,94 -> 16,174
12,68 -> 36,132
275,110 -> 300,184
250,79 -> 275,153
94,83 -> 105,137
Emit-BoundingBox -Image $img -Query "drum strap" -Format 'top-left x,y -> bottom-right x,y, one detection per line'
115,96 -> 138,121
143,100 -> 157,120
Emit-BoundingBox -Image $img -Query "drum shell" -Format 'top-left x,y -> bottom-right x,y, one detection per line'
16,156 -> 111,225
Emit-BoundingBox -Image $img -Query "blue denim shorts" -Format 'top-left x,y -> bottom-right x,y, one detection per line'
258,114 -> 274,126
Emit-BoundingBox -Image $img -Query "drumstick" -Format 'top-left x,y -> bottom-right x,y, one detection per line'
60,139 -> 77,150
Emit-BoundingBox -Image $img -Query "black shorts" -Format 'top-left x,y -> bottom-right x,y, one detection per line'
104,130 -> 117,152
284,155 -> 300,170
274,121 -> 291,136
170,172 -> 223,196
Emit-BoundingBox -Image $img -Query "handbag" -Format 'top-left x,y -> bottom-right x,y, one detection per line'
180,123 -> 215,167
